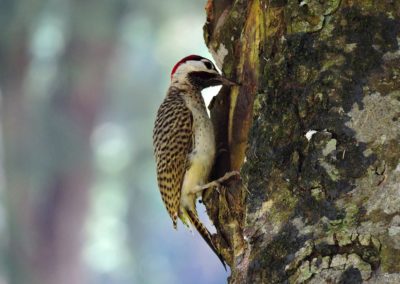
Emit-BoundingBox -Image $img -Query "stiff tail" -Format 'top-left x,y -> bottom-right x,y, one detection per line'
186,209 -> 227,270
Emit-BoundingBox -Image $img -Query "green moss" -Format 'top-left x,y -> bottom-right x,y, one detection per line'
269,186 -> 297,224
223,58 -> 235,77
325,205 -> 359,237
380,244 -> 400,272
321,54 -> 345,72
286,0 -> 341,34
290,260 -> 313,283
253,95 -> 263,117
290,15 -> 325,34
296,65 -> 312,83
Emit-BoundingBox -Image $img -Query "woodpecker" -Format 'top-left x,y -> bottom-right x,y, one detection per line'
153,55 -> 237,268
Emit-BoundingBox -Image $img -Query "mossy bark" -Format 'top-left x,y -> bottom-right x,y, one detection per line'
203,0 -> 400,283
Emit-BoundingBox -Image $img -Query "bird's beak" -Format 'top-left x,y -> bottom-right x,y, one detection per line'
217,75 -> 239,87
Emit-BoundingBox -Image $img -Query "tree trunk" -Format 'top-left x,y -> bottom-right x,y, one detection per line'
203,0 -> 400,283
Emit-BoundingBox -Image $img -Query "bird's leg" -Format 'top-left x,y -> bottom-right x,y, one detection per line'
191,171 -> 240,194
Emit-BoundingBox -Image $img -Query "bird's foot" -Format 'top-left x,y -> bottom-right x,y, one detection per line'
191,171 -> 240,194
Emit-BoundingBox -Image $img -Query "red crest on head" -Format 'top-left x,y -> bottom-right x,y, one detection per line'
170,55 -> 205,79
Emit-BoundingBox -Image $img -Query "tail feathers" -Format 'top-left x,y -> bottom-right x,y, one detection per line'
186,209 -> 227,270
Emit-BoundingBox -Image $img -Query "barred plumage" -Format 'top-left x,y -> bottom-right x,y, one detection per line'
153,55 -> 237,269
153,87 -> 193,228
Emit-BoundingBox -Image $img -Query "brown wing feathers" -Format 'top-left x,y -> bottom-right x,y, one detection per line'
153,91 -> 193,228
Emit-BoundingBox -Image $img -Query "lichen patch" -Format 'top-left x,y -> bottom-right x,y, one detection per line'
345,91 -> 400,145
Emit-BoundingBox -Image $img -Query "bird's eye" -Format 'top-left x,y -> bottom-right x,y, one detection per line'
204,61 -> 213,70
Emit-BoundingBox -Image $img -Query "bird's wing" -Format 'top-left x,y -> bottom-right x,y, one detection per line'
153,92 -> 193,228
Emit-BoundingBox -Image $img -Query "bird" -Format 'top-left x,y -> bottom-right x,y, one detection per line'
153,55 -> 238,268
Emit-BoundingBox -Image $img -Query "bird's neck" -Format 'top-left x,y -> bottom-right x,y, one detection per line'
168,83 -> 207,113
170,76 -> 199,92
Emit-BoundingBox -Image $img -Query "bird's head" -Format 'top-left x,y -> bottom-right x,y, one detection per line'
170,55 -> 237,89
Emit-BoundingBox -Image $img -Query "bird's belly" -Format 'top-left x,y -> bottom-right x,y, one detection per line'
192,121 -> 216,180
189,148 -> 215,182
188,137 -> 215,184
180,123 -> 215,209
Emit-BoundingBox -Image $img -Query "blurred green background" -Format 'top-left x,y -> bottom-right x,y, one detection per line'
0,0 -> 226,283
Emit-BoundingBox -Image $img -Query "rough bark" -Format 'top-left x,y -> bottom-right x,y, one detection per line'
202,0 -> 400,283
